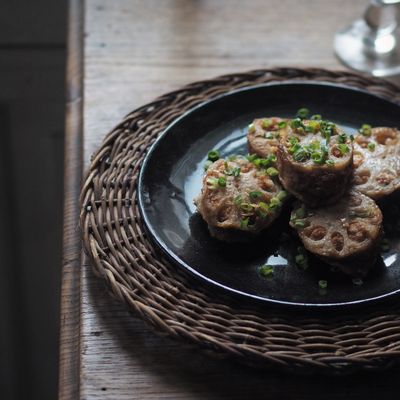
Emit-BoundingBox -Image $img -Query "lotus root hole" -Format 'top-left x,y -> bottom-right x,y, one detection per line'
354,170 -> 371,185
304,225 -> 327,241
331,232 -> 344,252
376,171 -> 395,186
347,221 -> 368,242
374,128 -> 397,145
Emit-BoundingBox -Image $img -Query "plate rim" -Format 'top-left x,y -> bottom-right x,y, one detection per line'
138,81 -> 400,308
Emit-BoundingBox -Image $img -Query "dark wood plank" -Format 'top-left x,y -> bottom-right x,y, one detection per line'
58,0 -> 83,399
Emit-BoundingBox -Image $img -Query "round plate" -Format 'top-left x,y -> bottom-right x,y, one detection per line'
138,82 -> 400,307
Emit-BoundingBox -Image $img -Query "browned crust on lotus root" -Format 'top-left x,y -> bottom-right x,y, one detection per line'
353,127 -> 400,200
194,156 -> 285,242
247,117 -> 288,158
290,190 -> 383,277
277,121 -> 353,206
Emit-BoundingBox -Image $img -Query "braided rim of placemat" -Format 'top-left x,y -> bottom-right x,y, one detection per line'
80,68 -> 400,375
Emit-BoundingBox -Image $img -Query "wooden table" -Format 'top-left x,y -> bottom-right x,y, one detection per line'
60,1 -> 400,398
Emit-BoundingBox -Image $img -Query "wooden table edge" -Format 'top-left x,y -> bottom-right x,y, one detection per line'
59,0 -> 84,398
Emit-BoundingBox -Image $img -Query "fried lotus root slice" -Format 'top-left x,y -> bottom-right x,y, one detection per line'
194,156 -> 287,242
353,127 -> 400,200
277,119 -> 353,206
290,190 -> 383,277
247,117 -> 288,158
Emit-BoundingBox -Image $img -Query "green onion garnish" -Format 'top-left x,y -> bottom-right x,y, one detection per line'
269,154 -> 277,163
259,264 -> 274,278
249,191 -> 263,200
218,176 -> 226,187
266,167 -> 279,177
311,152 -> 324,164
338,133 -> 347,144
318,280 -> 328,289
265,132 -> 274,139
269,197 -> 281,209
338,143 -> 350,155
295,207 -> 306,219
234,195 -> 242,206
325,159 -> 335,166
248,123 -> 256,133
277,190 -> 288,201
311,114 -> 322,120
206,177 -> 219,189
294,220 -> 305,228
203,160 -> 212,170
207,150 -> 220,162
240,218 -> 249,230
246,154 -> 258,162
240,203 -> 254,213
290,118 -> 303,128
368,142 -> 376,151
293,148 -> 310,162
359,124 -> 372,137
296,107 -> 309,119
278,121 -> 287,128
262,119 -> 271,129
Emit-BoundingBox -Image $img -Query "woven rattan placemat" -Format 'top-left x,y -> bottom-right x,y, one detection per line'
80,68 -> 400,374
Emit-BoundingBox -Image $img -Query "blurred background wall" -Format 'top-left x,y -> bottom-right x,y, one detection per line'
0,1 -> 66,399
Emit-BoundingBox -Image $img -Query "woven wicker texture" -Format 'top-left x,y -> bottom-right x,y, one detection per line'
80,68 -> 400,374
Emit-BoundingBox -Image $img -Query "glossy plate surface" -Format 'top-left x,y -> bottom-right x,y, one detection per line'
138,83 -> 400,307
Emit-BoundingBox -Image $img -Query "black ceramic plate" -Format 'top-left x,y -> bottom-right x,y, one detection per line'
138,83 -> 400,307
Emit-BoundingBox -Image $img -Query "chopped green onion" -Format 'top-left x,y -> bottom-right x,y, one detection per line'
278,121 -> 287,128
228,154 -> 237,161
294,220 -> 305,228
277,190 -> 288,201
269,197 -> 281,208
246,154 -> 258,162
368,142 -> 376,151
289,136 -> 299,146
240,203 -> 254,213
207,150 -> 220,162
257,202 -> 270,217
259,264 -> 274,278
295,207 -> 306,219
338,133 -> 347,144
240,218 -> 249,230
338,143 -> 350,155
325,159 -> 335,166
305,120 -> 320,133
293,148 -> 310,162
203,160 -> 213,170
248,123 -> 256,133
206,177 -> 219,189
262,119 -> 271,129
318,280 -> 328,289
266,167 -> 279,177
296,107 -> 309,119
269,154 -> 277,163
218,176 -> 226,187
265,132 -> 274,139
249,191 -> 263,200
234,195 -> 242,206
311,114 -> 322,120
311,152 -> 324,164
290,118 -> 303,128
359,124 -> 372,137
295,248 -> 309,269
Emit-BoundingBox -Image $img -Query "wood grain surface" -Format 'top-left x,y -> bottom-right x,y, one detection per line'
62,0 -> 400,398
